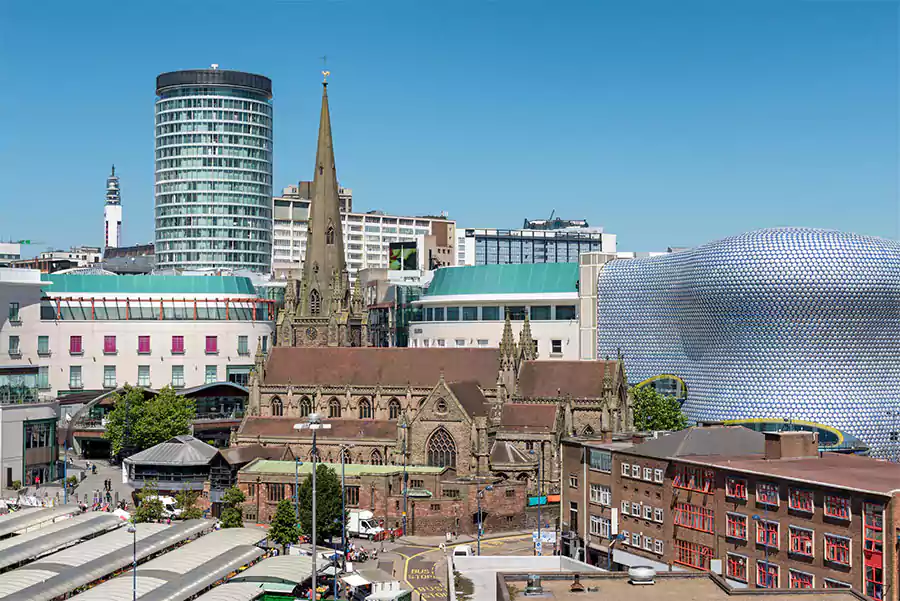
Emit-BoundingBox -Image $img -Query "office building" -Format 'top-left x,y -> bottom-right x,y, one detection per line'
561,425 -> 900,599
596,227 -> 900,458
273,185 -> 456,276
0,243 -> 22,268
408,263 -> 581,358
0,269 -> 274,397
457,222 -> 616,266
103,165 -> 122,249
154,67 -> 273,273
0,365 -> 59,489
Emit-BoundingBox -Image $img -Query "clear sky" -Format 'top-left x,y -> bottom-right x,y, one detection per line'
1,0 -> 897,255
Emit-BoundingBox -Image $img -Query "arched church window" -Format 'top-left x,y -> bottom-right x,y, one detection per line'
371,449 -> 383,465
359,398 -> 372,419
389,398 -> 401,420
271,397 -> 283,417
310,289 -> 321,315
426,427 -> 457,469
326,225 -> 335,245
329,397 -> 341,418
299,397 -> 312,417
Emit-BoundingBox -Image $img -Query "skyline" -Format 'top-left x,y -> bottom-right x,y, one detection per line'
0,0 -> 897,256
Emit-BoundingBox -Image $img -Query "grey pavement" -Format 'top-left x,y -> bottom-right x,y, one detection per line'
69,458 -> 135,506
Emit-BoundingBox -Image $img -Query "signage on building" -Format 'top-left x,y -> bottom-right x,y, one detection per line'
389,242 -> 418,271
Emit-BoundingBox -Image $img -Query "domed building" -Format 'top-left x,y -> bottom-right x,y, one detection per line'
597,227 -> 900,457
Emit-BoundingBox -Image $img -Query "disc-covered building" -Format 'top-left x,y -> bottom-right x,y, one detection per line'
597,227 -> 900,457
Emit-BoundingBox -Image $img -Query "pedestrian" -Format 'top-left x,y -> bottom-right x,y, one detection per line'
35,475 -> 40,490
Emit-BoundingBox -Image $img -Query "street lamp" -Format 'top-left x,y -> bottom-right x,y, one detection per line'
295,413 -> 331,598
294,458 -> 304,520
400,423 -> 408,536
529,448 -> 543,555
476,484 -> 494,556
127,521 -> 137,601
339,444 -> 355,572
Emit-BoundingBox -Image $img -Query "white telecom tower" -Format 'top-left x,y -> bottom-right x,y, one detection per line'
104,165 -> 122,248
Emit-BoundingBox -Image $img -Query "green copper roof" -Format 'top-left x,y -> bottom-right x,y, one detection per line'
241,460 -> 446,476
425,263 -> 579,296
43,274 -> 257,295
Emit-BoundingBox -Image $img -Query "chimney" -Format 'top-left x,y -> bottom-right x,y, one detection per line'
765,431 -> 819,460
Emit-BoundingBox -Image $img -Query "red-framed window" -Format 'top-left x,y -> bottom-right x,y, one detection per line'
172,335 -> 185,354
756,482 -> 779,507
824,495 -> 850,520
756,519 -> 779,549
725,513 -> 747,540
138,335 -> 151,354
69,335 -> 83,354
789,569 -> 814,589
788,526 -> 813,556
205,335 -> 218,354
672,465 -> 715,493
726,554 -> 748,583
103,335 -> 116,354
824,533 -> 851,566
824,578 -> 852,589
673,539 -> 713,569
756,561 -> 779,588
725,476 -> 747,500
788,488 -> 813,513
864,502 -> 884,600
674,502 -> 714,532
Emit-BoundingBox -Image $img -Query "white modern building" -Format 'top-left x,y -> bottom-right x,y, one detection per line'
154,67 -> 274,273
38,247 -> 103,266
103,165 -> 122,249
456,225 -> 616,266
0,269 -> 274,397
408,263 -> 581,359
0,243 -> 22,267
273,185 -> 456,276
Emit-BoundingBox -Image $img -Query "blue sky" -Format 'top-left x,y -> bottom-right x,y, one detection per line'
0,0 -> 897,255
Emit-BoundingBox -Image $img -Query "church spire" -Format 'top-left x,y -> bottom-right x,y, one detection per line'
519,312 -> 537,361
299,79 -> 345,319
499,310 -> 516,364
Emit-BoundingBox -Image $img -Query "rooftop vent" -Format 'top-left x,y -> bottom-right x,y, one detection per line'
628,566 -> 656,585
524,574 -> 543,595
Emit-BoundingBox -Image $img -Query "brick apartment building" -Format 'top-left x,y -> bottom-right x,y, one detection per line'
236,458 -> 526,536
561,424 -> 900,600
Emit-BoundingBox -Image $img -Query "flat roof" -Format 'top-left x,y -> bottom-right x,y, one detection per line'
679,451 -> 900,496
242,459 -> 446,477
425,263 -> 579,297
526,574 -> 860,600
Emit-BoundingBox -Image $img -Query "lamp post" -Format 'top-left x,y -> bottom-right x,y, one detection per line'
529,448 -> 543,555
255,476 -> 261,524
63,439 -> 68,505
476,484 -> 494,556
295,413 -> 331,598
339,444 -> 355,572
294,458 -> 303,520
400,423 -> 408,536
127,521 -> 137,601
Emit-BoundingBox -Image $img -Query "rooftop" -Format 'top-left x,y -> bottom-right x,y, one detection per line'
621,425 -> 765,460
125,435 -> 219,467
241,459 -> 447,477
425,263 -> 578,297
42,274 -> 257,296
681,450 -> 900,496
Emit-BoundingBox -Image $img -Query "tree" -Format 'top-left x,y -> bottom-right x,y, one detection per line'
135,480 -> 164,523
297,464 -> 345,543
269,499 -> 301,552
221,486 -> 245,529
175,489 -> 203,520
632,385 -> 688,432
104,385 -> 196,457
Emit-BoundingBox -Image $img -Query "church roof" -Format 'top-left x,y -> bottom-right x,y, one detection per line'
447,381 -> 490,417
517,360 -> 620,399
264,347 -> 501,388
498,404 -> 558,432
239,417 -> 398,441
490,441 -> 535,466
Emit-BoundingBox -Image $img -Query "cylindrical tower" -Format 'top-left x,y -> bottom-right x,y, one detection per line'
154,67 -> 273,273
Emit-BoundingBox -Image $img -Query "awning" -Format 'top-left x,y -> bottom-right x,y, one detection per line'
342,574 -> 370,587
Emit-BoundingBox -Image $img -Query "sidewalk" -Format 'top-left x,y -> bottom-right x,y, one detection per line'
398,528 -> 530,548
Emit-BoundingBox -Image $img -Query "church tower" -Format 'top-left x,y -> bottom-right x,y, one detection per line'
281,74 -> 368,347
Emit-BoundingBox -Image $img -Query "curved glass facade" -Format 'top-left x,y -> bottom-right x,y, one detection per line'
155,72 -> 273,273
597,227 -> 900,458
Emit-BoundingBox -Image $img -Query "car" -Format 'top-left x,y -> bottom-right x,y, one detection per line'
452,545 -> 474,557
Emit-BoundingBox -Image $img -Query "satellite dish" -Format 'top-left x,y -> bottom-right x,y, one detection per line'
211,63 -> 219,70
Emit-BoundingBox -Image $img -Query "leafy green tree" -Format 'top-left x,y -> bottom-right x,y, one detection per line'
104,385 -> 196,456
270,499 -> 301,552
175,489 -> 203,520
221,486 -> 245,529
135,480 -> 164,523
297,464 -> 345,543
632,385 -> 688,432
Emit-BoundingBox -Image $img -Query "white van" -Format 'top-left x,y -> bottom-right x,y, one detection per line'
142,495 -> 182,518
452,545 -> 474,557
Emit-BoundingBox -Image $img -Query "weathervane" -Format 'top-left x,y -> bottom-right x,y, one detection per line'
321,55 -> 330,84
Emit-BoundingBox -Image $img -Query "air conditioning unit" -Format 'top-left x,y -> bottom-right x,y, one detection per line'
628,566 -> 656,585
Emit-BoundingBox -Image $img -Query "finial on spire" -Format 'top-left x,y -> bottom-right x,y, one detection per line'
111,164 -> 115,176
321,55 -> 330,85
